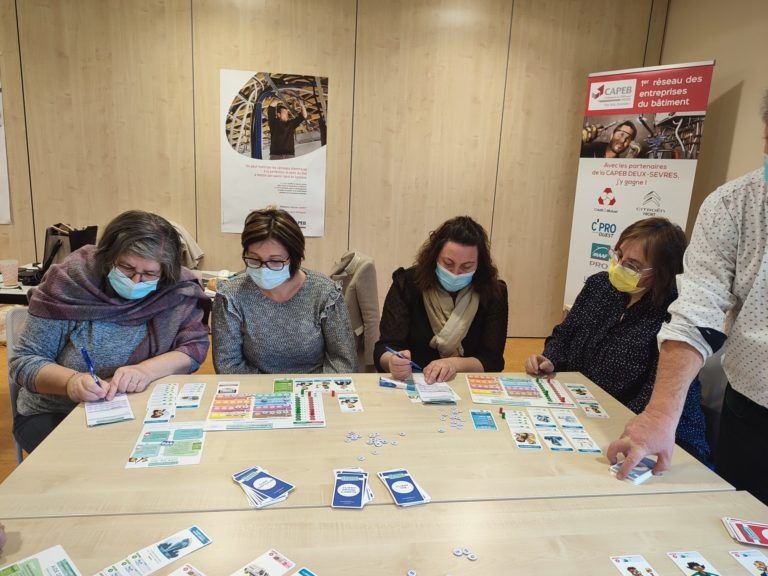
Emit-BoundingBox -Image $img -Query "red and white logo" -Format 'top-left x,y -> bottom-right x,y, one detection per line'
591,85 -> 605,99
598,187 -> 616,206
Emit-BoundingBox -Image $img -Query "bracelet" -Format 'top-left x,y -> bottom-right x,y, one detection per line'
64,371 -> 80,389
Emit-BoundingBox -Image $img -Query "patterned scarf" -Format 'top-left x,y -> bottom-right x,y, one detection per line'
28,245 -> 209,364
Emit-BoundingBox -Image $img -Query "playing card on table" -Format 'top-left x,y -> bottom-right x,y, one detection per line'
610,456 -> 656,485
504,410 -> 543,450
233,466 -> 294,508
338,393 -> 363,412
176,383 -> 206,409
564,429 -> 602,454
550,407 -> 584,429
723,517 -> 768,547
378,468 -> 430,506
579,399 -> 609,418
667,551 -> 722,575
229,549 -> 296,576
565,382 -> 595,400
470,409 -> 498,430
730,549 -> 768,574
541,431 -> 574,452
609,554 -> 661,575
332,468 -> 370,509
216,381 -> 240,394
527,407 -> 557,429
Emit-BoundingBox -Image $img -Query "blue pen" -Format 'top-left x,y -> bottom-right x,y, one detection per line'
80,347 -> 102,390
384,346 -> 423,371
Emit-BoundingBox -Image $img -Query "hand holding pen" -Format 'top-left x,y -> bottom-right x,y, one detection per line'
385,346 -> 423,382
70,347 -> 113,402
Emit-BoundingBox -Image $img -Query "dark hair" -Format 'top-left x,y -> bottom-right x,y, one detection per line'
276,104 -> 287,114
94,210 -> 182,287
241,208 -> 305,276
414,216 -> 501,303
614,217 -> 686,308
616,120 -> 637,140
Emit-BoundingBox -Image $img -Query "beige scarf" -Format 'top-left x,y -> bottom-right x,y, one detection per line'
423,286 -> 480,358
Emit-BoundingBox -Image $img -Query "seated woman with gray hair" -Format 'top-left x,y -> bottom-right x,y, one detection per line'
10,210 -> 210,453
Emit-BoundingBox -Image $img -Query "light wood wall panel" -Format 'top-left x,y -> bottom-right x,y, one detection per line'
349,0 -> 513,309
0,0 -> 34,263
661,0 -> 768,235
16,0 -> 196,256
492,0 -> 657,336
193,0 -> 357,273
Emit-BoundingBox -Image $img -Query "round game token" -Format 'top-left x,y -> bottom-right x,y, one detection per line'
438,428 -> 445,433
452,548 -> 463,556
407,571 -> 417,576
391,441 -> 398,446
462,548 -> 471,555
468,553 -> 478,561
399,432 -> 406,436
357,456 -> 365,461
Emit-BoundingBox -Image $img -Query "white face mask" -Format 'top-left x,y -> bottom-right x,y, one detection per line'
246,265 -> 290,290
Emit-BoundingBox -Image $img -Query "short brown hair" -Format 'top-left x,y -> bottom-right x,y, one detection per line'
241,208 -> 305,276
413,216 -> 501,303
614,217 -> 686,308
94,210 -> 182,287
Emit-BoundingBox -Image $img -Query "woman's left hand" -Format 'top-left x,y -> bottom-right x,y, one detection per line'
110,365 -> 153,394
423,358 -> 457,384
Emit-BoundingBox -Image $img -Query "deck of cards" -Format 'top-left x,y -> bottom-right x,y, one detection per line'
331,468 -> 373,509
378,468 -> 431,507
610,456 -> 656,485
723,516 -> 768,546
232,466 -> 294,508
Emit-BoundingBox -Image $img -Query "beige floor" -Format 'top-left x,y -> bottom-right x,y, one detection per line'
0,337 -> 544,483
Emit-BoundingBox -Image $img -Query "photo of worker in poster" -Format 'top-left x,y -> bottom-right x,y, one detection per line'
220,70 -> 329,236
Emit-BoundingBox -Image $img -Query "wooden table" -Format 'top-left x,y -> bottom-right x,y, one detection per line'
0,373 -> 731,519
0,491 -> 763,575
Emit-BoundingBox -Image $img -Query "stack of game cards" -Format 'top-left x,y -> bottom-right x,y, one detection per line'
331,468 -> 373,509
723,516 -> 768,546
232,466 -> 294,508
144,383 -> 178,424
378,468 -> 431,507
609,456 -> 656,485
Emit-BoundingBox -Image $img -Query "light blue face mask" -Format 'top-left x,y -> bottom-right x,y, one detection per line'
247,265 -> 291,290
764,153 -> 767,185
435,263 -> 474,292
108,267 -> 159,300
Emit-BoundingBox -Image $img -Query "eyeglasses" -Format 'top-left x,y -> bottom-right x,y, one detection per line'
609,249 -> 653,276
115,263 -> 162,282
242,256 -> 290,271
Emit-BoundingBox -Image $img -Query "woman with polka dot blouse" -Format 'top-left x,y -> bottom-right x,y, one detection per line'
525,217 -> 709,464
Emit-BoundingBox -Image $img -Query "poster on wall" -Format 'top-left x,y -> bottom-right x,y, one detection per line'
563,60 -> 715,307
220,69 -> 328,236
0,80 -> 11,224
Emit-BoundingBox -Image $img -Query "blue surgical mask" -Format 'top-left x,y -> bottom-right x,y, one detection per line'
107,267 -> 159,300
435,263 -> 474,292
764,153 -> 767,185
247,266 -> 291,290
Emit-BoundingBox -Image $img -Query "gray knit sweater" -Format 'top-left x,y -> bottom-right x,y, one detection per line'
211,269 -> 357,374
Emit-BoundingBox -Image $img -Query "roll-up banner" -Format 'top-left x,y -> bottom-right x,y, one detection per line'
564,61 -> 715,307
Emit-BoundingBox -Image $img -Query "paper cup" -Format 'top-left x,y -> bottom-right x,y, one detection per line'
0,259 -> 19,288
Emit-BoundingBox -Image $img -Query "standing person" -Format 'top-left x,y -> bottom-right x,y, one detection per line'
581,121 -> 638,158
374,216 -> 508,384
608,91 -> 768,504
10,211 -> 210,453
212,208 -> 357,374
267,99 -> 307,160
525,218 -> 709,463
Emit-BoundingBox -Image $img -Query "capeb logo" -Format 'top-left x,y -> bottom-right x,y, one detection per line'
598,187 -> 616,206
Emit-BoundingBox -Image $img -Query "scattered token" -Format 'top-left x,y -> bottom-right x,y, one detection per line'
453,548 -> 463,557
468,554 -> 477,561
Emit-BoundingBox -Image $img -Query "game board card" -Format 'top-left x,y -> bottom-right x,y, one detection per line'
503,410 -> 543,449
229,549 -> 296,576
565,382 -> 595,400
0,545 -> 83,576
216,381 -> 240,394
564,429 -> 602,453
541,431 -> 574,452
378,468 -> 430,506
333,377 -> 356,392
610,456 -> 656,485
234,467 -> 295,501
176,383 -> 206,409
527,407 -> 557,429
730,549 -> 768,574
667,551 -> 721,575
610,554 -> 661,575
144,406 -> 173,424
470,409 -> 498,430
338,393 -> 363,412
723,517 -> 768,546
550,407 -> 584,429
579,399 -> 609,418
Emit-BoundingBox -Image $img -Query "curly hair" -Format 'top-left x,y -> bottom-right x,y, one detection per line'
413,216 -> 501,303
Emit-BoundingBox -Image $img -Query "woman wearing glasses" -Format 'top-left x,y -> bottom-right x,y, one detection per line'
525,217 -> 709,463
10,210 -> 210,452
212,208 -> 356,374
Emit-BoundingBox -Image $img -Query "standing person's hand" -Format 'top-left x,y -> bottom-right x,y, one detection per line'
607,409 -> 677,479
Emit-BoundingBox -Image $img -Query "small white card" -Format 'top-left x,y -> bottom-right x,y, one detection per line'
667,551 -> 721,576
85,393 -> 135,427
229,549 -> 296,576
